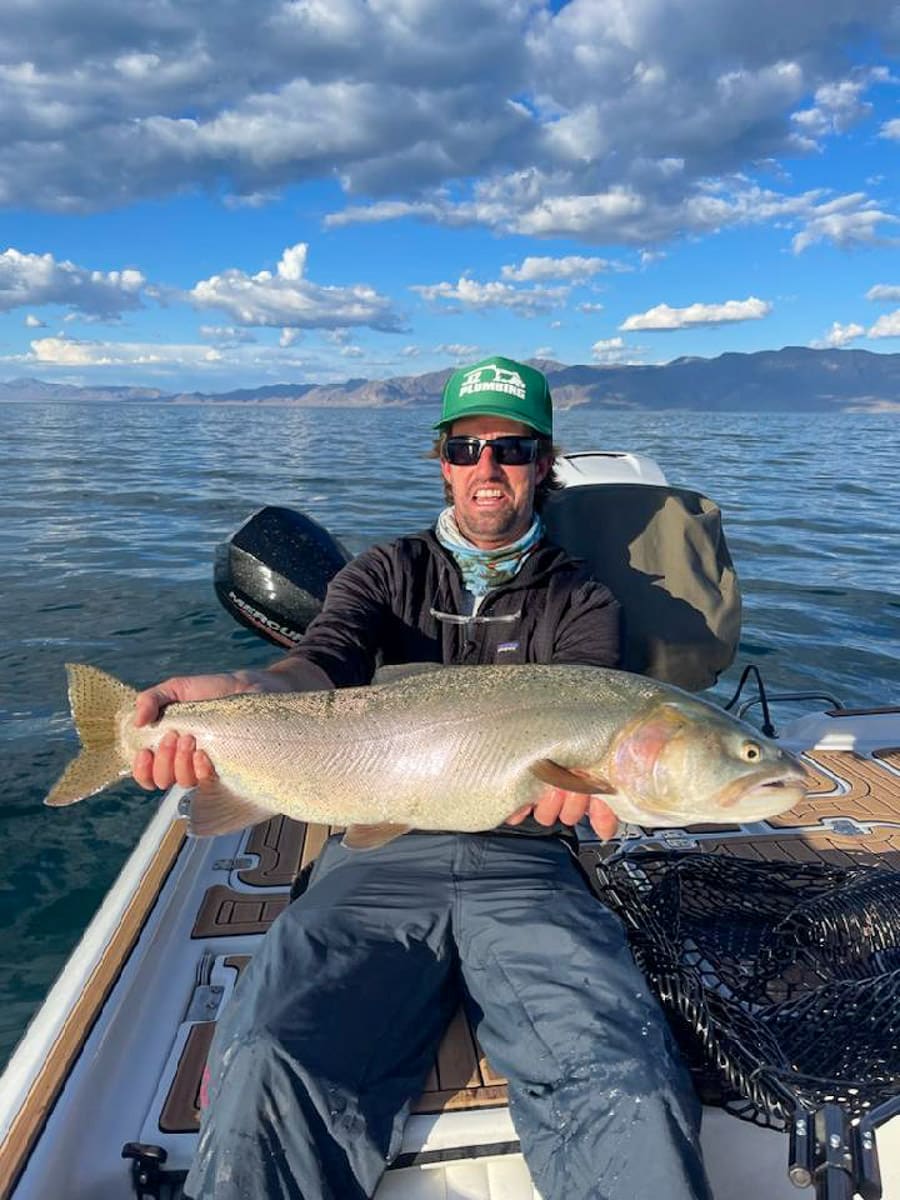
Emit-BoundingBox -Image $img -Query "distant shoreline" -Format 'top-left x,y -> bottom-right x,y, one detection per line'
3,347 -> 900,413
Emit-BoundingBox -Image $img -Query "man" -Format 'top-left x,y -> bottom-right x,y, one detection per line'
134,356 -> 710,1200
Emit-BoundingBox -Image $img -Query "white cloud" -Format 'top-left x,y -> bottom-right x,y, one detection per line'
411,275 -> 567,313
30,335 -> 224,368
868,310 -> 900,339
434,343 -> 480,358
24,313 -> 45,327
0,248 -> 145,316
578,302 -> 605,314
0,1 -> 532,210
3,331 -> 415,390
222,191 -> 279,210
791,194 -> 899,252
279,328 -> 302,348
620,296 -> 772,331
640,249 -> 666,267
792,79 -> 873,139
19,333 -> 334,384
199,325 -> 257,344
0,0 -> 894,262
810,321 -> 865,349
879,118 -> 900,140
500,255 -> 624,282
591,336 -> 638,363
331,178 -> 896,256
325,200 -> 445,230
187,243 -> 404,331
866,284 -> 900,302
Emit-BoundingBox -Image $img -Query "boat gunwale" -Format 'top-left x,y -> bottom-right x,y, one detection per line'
0,790 -> 188,1196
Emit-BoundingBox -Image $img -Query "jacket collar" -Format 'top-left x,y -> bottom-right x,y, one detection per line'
414,527 -> 582,592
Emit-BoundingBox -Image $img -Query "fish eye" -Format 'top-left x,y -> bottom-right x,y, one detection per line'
740,741 -> 762,762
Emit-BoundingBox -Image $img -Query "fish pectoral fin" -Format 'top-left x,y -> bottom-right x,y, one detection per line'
530,759 -> 615,795
188,780 -> 273,837
342,823 -> 412,851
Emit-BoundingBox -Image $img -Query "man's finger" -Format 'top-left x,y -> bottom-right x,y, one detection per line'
151,730 -> 178,790
532,790 -> 563,826
588,796 -> 621,841
134,690 -> 163,729
133,749 -> 155,790
505,804 -> 532,826
558,791 -> 589,826
174,735 -> 198,788
194,750 -> 216,783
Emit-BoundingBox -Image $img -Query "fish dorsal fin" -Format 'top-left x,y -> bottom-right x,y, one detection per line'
530,759 -> 614,795
189,780 -> 274,837
342,823 -> 412,850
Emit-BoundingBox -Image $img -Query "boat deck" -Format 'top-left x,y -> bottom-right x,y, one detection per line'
157,739 -> 900,1169
4,714 -> 900,1200
161,814 -> 513,1136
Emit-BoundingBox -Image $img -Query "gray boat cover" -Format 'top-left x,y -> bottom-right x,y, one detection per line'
543,483 -> 740,691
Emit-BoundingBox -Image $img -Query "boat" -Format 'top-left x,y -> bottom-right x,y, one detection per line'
2,451 -> 899,1200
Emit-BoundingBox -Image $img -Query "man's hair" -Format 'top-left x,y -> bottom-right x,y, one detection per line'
428,432 -> 563,511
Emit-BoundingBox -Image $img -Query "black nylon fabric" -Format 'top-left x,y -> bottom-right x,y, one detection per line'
286,528 -> 621,686
281,530 -> 621,840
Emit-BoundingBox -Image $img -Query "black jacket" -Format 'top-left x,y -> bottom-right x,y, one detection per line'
286,529 -> 621,688
283,529 -> 621,839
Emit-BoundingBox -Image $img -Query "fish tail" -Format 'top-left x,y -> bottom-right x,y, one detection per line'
45,664 -> 136,807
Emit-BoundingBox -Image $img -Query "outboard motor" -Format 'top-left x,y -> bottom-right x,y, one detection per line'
214,506 -> 350,648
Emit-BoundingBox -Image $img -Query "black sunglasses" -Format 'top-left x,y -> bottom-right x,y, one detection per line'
442,435 -> 540,467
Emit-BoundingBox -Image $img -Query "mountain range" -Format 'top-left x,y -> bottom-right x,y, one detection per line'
3,347 -> 900,413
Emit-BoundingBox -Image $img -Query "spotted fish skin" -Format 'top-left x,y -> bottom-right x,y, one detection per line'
46,662 -> 811,842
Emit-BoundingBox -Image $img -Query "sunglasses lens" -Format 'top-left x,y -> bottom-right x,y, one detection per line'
494,437 -> 537,465
443,438 -> 481,465
443,437 -> 539,466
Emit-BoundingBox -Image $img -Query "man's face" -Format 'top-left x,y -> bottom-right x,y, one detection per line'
441,415 -> 551,549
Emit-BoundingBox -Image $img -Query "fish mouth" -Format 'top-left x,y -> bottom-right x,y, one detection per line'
724,769 -> 812,819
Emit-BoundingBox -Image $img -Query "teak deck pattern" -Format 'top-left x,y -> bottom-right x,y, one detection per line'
165,745 -> 900,1134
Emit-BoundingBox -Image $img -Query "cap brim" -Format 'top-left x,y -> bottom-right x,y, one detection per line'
434,402 -> 551,437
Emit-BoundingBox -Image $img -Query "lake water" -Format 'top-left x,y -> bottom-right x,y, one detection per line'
0,400 -> 898,1069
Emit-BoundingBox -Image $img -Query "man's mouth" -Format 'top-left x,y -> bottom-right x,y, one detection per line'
471,487 -> 509,506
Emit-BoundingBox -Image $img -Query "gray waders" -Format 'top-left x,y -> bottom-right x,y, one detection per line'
185,833 -> 712,1200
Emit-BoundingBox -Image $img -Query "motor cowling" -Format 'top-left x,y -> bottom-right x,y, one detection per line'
214,506 -> 350,648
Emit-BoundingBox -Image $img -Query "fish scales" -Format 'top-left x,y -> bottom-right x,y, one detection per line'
149,669 -> 629,827
134,666 -> 632,829
47,662 -> 813,842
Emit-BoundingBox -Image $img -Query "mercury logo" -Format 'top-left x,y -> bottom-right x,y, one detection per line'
229,590 -> 301,645
459,363 -> 526,400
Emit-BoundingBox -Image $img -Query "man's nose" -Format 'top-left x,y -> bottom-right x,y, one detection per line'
473,444 -> 504,473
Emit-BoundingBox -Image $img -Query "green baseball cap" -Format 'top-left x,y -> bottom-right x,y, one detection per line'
436,355 -> 553,437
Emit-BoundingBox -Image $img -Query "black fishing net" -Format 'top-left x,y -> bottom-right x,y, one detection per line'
590,851 -> 900,1130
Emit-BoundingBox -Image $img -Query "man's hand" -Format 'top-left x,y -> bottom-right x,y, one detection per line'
132,669 -> 290,792
506,788 -> 620,840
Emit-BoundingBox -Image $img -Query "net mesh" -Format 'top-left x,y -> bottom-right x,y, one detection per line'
591,851 -> 900,1129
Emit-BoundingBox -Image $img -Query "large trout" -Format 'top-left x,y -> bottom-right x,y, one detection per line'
46,662 -> 810,847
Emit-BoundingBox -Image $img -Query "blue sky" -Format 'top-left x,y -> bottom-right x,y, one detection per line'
0,0 -> 899,392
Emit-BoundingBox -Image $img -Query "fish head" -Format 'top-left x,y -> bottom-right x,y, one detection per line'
608,699 -> 812,825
